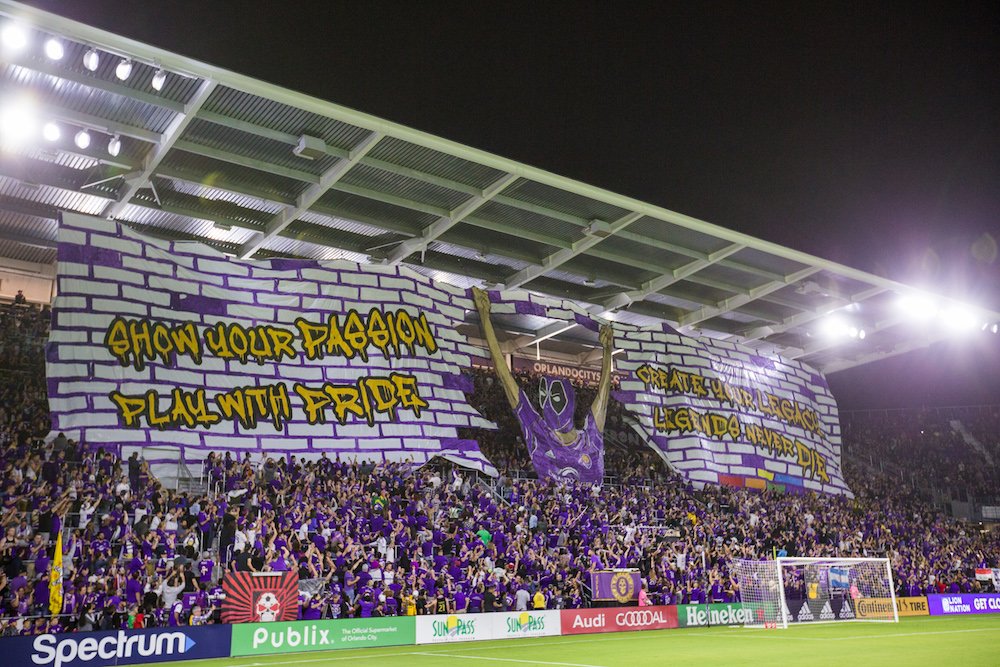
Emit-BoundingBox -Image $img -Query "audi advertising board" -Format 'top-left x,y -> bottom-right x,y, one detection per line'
561,606 -> 679,635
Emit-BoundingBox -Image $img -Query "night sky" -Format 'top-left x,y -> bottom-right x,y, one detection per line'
23,1 -> 1000,408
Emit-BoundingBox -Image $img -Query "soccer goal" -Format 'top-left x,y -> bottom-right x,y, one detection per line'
733,557 -> 898,628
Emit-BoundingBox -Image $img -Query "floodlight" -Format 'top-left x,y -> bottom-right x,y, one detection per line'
151,68 -> 167,91
83,48 -> 100,71
942,305 -> 977,331
74,129 -> 91,149
898,294 -> 936,321
44,37 -> 64,61
107,134 -> 121,157
1,23 -> 28,52
42,121 -> 60,142
115,58 -> 133,81
0,100 -> 37,148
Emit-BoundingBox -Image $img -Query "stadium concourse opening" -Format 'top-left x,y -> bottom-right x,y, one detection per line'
0,2 -> 998,666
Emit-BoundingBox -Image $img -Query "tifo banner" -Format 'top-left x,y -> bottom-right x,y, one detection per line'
511,357 -> 615,387
221,571 -> 299,624
856,597 -> 928,618
927,593 -> 1000,615
415,614 -> 492,644
47,213 -> 495,474
561,606 -> 678,635
483,291 -> 849,495
9,626 -> 232,667
590,570 -> 641,604
677,603 -> 756,627
230,617 -> 415,656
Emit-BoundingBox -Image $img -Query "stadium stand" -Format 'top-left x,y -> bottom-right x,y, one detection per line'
1,313 -> 998,636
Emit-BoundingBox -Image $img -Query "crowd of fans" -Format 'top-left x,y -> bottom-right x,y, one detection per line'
0,314 -> 998,636
843,409 -> 1000,503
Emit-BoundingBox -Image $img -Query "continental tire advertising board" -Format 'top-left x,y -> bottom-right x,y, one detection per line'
230,618 -> 415,656
856,597 -> 929,618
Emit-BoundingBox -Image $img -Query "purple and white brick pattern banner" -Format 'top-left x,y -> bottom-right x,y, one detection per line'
490,290 -> 850,496
46,213 -> 497,475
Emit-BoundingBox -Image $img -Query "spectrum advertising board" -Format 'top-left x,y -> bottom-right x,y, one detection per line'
415,610 -> 561,644
7,626 -> 232,667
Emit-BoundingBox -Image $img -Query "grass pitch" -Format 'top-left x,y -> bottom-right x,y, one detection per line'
164,615 -> 1000,667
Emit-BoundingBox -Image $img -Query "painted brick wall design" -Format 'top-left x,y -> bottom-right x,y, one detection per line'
490,290 -> 850,496
47,213 -> 497,475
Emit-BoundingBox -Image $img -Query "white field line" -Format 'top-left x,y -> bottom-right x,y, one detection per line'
412,651 -> 608,667
216,617 -> 1000,667
699,627 -> 999,641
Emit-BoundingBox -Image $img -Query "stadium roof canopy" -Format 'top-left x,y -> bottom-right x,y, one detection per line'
1,0 -> 997,375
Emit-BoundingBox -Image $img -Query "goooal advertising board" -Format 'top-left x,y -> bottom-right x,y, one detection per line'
7,626 -> 232,667
562,606 -> 679,635
927,593 -> 1000,616
230,617 -> 415,656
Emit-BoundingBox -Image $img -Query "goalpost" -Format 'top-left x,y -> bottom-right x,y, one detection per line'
733,557 -> 898,628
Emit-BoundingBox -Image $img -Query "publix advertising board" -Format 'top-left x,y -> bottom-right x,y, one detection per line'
230,618 -> 414,656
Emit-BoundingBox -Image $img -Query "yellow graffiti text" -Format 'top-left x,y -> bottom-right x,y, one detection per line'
104,317 -> 202,371
293,374 -> 429,426
294,309 -> 438,363
214,383 -> 293,431
203,323 -> 297,365
652,406 -> 741,441
110,388 -> 221,430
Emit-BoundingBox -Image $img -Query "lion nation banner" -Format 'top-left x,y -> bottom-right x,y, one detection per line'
46,213 -> 496,474
485,291 -> 849,495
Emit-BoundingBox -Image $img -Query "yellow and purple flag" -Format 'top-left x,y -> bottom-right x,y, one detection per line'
49,530 -> 64,615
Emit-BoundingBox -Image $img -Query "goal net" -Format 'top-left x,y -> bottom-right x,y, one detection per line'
733,557 -> 898,628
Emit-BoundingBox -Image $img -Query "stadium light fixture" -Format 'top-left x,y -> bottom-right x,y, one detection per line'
151,68 -> 167,91
82,47 -> 100,72
74,129 -> 91,149
107,134 -> 121,157
0,98 -> 38,149
1,22 -> 28,52
898,294 -> 937,321
942,305 -> 978,332
115,58 -> 133,81
44,37 -> 64,61
42,121 -> 60,142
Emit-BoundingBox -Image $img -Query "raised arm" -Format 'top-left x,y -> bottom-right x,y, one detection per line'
472,287 -> 521,410
590,324 -> 614,431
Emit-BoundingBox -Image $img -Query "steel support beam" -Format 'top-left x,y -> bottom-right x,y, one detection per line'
237,131 -> 384,259
503,212 -> 643,289
738,286 -> 886,343
104,79 -> 218,219
678,267 -> 822,330
385,173 -> 519,264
